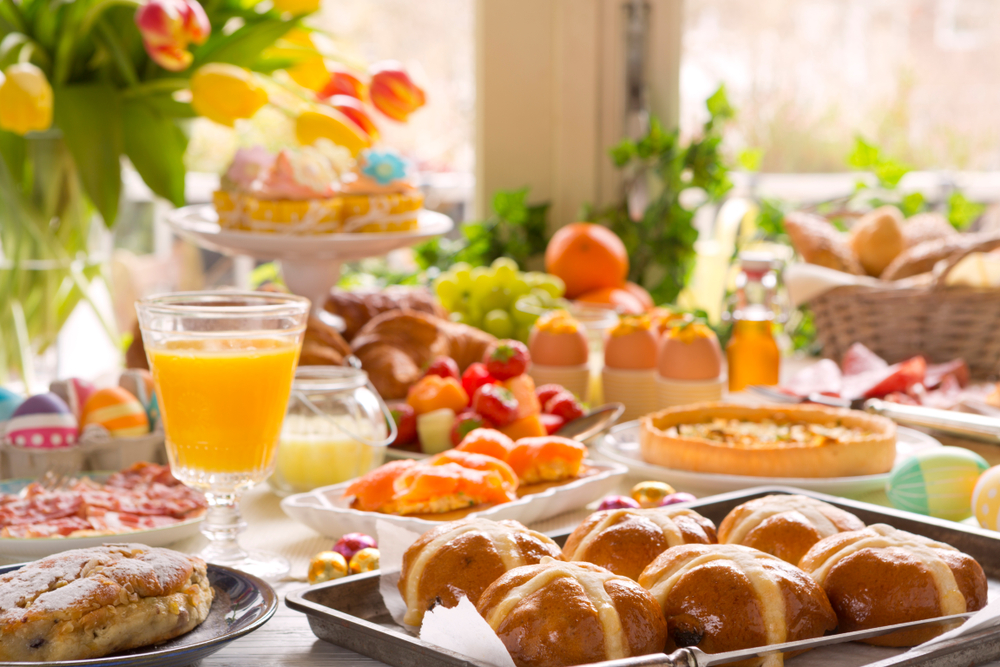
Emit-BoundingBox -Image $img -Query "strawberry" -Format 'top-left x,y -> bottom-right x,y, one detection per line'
424,356 -> 460,380
538,413 -> 566,435
472,384 -> 519,427
388,402 -> 417,446
544,391 -> 585,422
461,362 -> 497,401
450,411 -> 493,446
483,340 -> 530,380
535,384 -> 565,407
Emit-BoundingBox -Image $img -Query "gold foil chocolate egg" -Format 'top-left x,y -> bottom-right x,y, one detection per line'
349,547 -> 381,574
630,481 -> 676,508
308,550 -> 349,584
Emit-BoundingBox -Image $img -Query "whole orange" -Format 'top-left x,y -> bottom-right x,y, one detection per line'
545,223 -> 628,298
623,281 -> 654,310
574,287 -> 645,314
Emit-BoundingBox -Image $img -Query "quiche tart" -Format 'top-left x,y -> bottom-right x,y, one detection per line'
639,403 -> 896,478
0,543 -> 213,661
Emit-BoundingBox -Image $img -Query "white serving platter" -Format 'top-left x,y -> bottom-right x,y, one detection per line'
595,421 -> 941,497
280,461 -> 627,537
0,474 -> 204,559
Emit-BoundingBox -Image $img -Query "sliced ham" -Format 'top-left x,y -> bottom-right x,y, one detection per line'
925,359 -> 969,389
842,343 -> 888,376
840,356 -> 927,399
782,358 -> 843,397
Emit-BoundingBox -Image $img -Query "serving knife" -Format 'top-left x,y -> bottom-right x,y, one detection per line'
748,386 -> 1000,445
595,611 -> 975,667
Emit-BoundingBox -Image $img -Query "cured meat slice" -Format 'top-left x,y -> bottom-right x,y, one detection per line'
842,343 -> 888,376
783,358 -> 843,397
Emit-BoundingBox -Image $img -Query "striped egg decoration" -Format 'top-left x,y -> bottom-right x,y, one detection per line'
0,387 -> 24,422
81,387 -> 150,437
119,369 -> 155,407
49,377 -> 96,421
6,393 -> 79,449
886,447 -> 989,521
972,466 -> 1000,531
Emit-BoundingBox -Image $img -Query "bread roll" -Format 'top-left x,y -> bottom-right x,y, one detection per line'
639,544 -> 837,667
881,233 -> 996,280
398,518 -> 562,626
902,212 -> 957,249
718,494 -> 865,565
784,212 -> 863,275
849,206 -> 905,276
799,524 -> 987,646
563,507 -> 717,580
477,558 -> 666,667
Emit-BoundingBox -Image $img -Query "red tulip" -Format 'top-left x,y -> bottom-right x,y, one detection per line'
327,95 -> 379,141
368,61 -> 426,122
319,67 -> 367,101
135,0 -> 210,72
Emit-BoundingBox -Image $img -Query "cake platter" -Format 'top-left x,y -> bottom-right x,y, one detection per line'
165,204 -> 453,308
595,420 -> 942,497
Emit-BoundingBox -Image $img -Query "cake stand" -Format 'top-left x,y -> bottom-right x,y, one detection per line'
165,204 -> 453,308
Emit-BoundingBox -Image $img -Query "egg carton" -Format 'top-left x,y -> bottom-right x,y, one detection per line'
0,423 -> 166,480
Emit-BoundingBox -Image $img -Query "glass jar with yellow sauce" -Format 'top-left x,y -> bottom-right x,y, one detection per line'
269,366 -> 395,496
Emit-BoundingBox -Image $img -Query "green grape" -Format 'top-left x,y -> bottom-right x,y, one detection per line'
514,324 -> 532,343
467,301 -> 485,328
434,277 -> 460,310
523,271 -> 546,287
491,257 -> 519,272
449,310 -> 470,325
483,309 -> 514,338
530,287 -> 555,307
512,295 -> 542,326
534,274 -> 566,298
480,286 -> 510,313
470,273 -> 494,301
507,278 -> 531,301
493,265 -> 517,287
453,269 -> 473,291
451,262 -> 473,274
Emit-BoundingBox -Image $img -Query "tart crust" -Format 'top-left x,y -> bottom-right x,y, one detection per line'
639,402 -> 896,478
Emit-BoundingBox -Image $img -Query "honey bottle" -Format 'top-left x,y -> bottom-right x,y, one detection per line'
725,252 -> 781,392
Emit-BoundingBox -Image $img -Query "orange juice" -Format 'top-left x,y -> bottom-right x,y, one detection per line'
147,337 -> 300,486
726,319 -> 780,392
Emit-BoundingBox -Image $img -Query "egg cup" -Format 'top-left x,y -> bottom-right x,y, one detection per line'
655,375 -> 725,409
602,368 -> 658,422
529,364 -> 590,402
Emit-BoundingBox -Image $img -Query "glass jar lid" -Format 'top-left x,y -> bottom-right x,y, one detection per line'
293,366 -> 369,392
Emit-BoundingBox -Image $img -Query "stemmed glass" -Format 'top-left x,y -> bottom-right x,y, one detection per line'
136,291 -> 309,579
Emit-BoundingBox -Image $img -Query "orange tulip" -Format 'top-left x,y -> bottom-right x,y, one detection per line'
368,61 -> 426,122
327,95 -> 379,141
319,66 -> 366,100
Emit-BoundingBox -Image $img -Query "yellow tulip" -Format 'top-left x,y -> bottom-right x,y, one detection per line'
0,64 -> 53,135
295,107 -> 370,156
190,64 -> 268,127
282,30 -> 329,92
272,0 -> 321,15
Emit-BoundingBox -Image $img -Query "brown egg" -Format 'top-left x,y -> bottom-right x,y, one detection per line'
529,327 -> 589,366
605,328 -> 658,370
657,323 -> 723,380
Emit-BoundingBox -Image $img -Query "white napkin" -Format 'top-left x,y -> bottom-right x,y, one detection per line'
784,263 -> 885,306
375,519 -> 516,667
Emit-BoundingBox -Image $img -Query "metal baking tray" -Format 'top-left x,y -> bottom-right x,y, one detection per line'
285,486 -> 1000,667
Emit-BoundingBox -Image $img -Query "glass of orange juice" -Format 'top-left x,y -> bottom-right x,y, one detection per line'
136,291 -> 309,579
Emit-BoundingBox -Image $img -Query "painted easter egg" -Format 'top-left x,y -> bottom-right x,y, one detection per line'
147,391 -> 161,429
49,377 -> 96,421
886,447 -> 989,521
0,387 -> 24,422
6,393 -> 78,449
119,369 -> 155,407
81,387 -> 150,437
972,466 -> 1000,531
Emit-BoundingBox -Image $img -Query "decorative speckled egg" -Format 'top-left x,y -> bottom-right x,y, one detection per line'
630,481 -> 677,508
349,547 -> 380,574
597,495 -> 641,511
6,393 -> 78,449
972,466 -> 1000,531
81,387 -> 150,437
308,551 -> 349,584
49,377 -> 96,421
886,447 -> 989,521
147,391 -> 161,429
0,387 -> 24,422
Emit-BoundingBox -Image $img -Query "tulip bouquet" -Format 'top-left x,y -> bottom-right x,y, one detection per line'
0,0 -> 426,385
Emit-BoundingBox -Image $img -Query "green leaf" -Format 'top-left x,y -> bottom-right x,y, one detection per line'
705,85 -> 734,122
53,83 -> 123,226
900,192 -> 925,217
848,136 -> 880,170
610,139 -> 636,167
947,191 -> 984,230
873,158 -> 909,188
737,147 -> 763,172
122,98 -> 188,207
194,19 -> 296,69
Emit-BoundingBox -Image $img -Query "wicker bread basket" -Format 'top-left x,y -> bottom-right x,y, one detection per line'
809,236 -> 1000,378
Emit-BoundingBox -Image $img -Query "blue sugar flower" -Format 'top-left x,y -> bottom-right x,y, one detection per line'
361,149 -> 408,185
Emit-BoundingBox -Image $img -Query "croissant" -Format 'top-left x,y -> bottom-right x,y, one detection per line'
351,310 -> 496,399
785,212 -> 863,275
324,287 -> 446,341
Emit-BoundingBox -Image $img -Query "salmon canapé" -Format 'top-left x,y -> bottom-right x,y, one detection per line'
428,450 -> 518,491
343,459 -> 417,512
507,436 -> 587,485
454,428 -> 515,462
